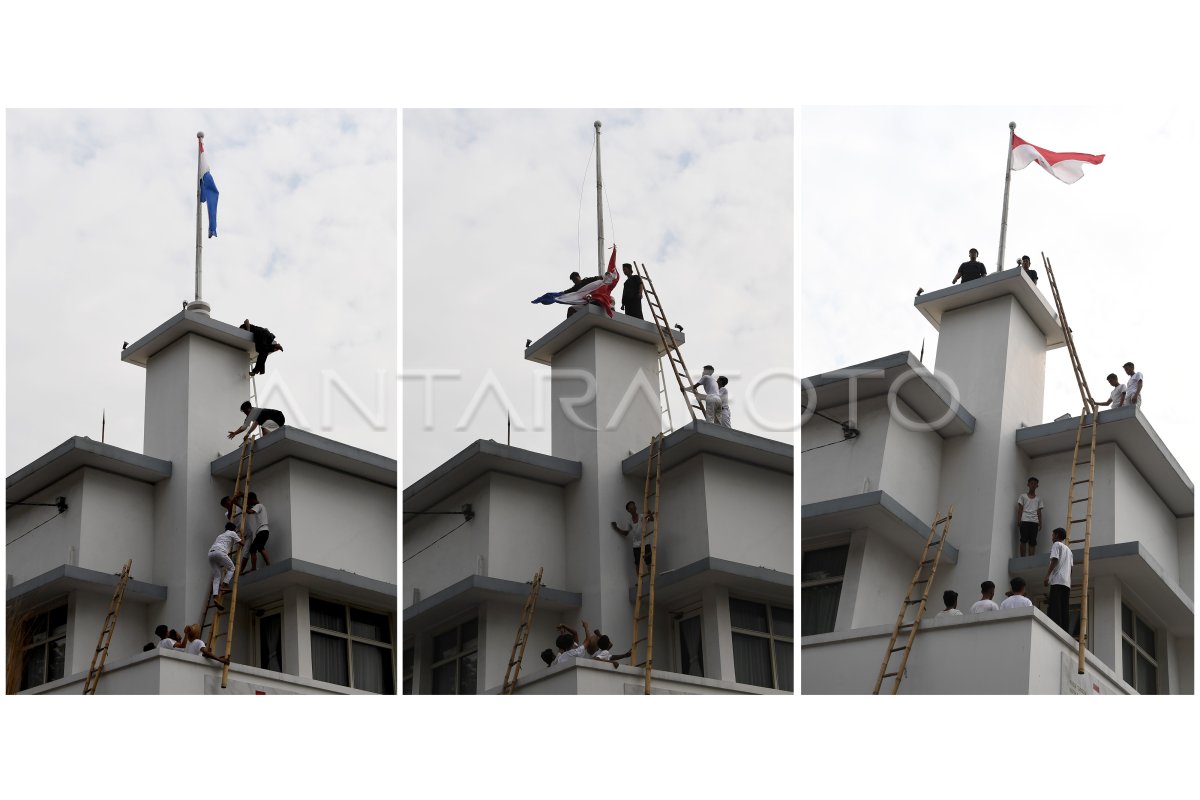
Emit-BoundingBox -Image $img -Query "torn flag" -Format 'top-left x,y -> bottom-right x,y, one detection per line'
200,141 -> 219,237
1011,134 -> 1104,185
532,247 -> 621,317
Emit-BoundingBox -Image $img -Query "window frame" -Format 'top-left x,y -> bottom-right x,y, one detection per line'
671,605 -> 705,678
729,597 -> 793,691
254,602 -> 285,673
428,616 -> 479,695
16,601 -> 69,691
1120,603 -> 1159,695
801,542 -> 850,636
308,596 -> 395,693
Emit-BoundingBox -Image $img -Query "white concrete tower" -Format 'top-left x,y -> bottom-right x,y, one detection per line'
915,268 -> 1065,589
525,305 -> 681,646
122,311 -> 258,630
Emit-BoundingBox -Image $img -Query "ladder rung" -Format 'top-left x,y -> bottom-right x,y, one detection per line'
882,672 -> 899,678
890,646 -> 907,652
904,599 -> 924,605
1071,498 -> 1090,503
1074,461 -> 1090,466
912,579 -> 929,585
898,623 -> 915,629
1071,518 -> 1088,524
1073,479 -> 1091,485
920,559 -> 936,565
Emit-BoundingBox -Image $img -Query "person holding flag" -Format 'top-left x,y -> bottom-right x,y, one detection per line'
532,246 -> 622,318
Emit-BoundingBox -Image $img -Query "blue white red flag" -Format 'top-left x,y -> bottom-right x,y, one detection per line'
532,247 -> 621,317
199,141 -> 219,237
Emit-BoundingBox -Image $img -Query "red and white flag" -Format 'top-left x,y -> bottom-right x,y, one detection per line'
1011,134 -> 1104,184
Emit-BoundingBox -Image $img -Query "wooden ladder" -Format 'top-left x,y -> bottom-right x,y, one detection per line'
630,433 -> 665,695
656,357 -> 675,434
197,433 -> 259,689
1042,253 -> 1098,674
501,567 -> 544,695
872,507 -> 954,694
634,263 -> 703,423
82,558 -> 133,695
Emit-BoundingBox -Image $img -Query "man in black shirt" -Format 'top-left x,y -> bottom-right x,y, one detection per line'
951,248 -> 987,285
1019,255 -> 1039,284
620,263 -> 644,319
239,320 -> 284,376
565,272 -> 603,317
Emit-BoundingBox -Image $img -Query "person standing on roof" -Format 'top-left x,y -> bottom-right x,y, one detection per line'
1095,373 -> 1126,410
999,577 -> 1033,609
620,263 -> 644,320
951,248 -> 987,285
1044,527 -> 1073,633
692,365 -> 721,423
1019,255 -> 1039,284
1122,362 -> 1144,407
717,376 -> 732,428
564,271 -> 603,318
240,320 -> 284,376
228,401 -> 286,440
1015,476 -> 1044,558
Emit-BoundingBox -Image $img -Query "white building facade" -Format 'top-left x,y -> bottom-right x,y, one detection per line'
801,268 -> 1194,694
7,310 -> 397,695
403,307 -> 794,694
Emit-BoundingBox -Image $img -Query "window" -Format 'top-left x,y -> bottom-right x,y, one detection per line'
674,612 -> 704,677
258,612 -> 283,673
19,605 -> 68,691
729,598 -> 793,691
402,645 -> 414,695
430,618 -> 478,695
309,598 -> 394,694
1121,604 -> 1158,695
802,545 -> 849,636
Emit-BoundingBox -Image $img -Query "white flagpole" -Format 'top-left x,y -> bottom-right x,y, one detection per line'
595,120 -> 604,276
997,121 -> 1016,275
190,131 -> 211,315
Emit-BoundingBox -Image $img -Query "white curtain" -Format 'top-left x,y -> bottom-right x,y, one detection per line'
732,633 -> 773,688
311,633 -> 349,687
352,642 -> 393,694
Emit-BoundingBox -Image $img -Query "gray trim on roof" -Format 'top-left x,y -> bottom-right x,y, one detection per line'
627,557 -> 793,603
403,439 -> 581,516
210,426 -> 396,488
622,421 -> 794,476
403,574 -> 581,623
121,310 -> 257,367
7,437 -> 172,504
913,266 -> 1066,349
801,490 -> 961,564
801,350 -> 976,438
7,564 -> 168,604
523,302 -> 687,365
237,557 -> 396,598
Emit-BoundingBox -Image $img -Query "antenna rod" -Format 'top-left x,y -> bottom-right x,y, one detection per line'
195,131 -> 205,303
102,409 -> 106,443
507,415 -> 511,446
594,121 -> 604,276
997,121 -> 1016,276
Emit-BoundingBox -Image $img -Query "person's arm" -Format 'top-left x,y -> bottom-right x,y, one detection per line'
1129,379 -> 1142,401
1037,505 -> 1043,531
227,423 -> 247,439
201,645 -> 230,664
1045,554 -> 1059,586
611,520 -> 630,536
952,267 -> 962,284
556,623 -> 578,644
1016,500 -> 1023,528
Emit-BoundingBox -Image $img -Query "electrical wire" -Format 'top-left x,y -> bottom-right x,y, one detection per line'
802,406 -> 846,426
576,138 -> 595,275
800,438 -> 855,454
6,510 -> 65,546
402,516 -> 472,564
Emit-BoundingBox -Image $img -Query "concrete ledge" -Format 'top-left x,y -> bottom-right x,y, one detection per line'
629,556 -> 793,604
1016,404 -> 1193,516
403,439 -> 581,516
236,558 -> 396,609
211,426 -> 396,488
121,310 -> 256,367
403,574 -> 581,625
524,302 -> 686,366
914,266 -> 1065,349
494,655 -> 789,695
801,351 -> 976,438
7,563 -> 168,606
801,490 -> 960,565
621,421 -> 793,477
7,436 -> 172,503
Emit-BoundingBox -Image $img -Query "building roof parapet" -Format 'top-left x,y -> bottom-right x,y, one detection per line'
6,436 -> 172,504
7,563 -> 168,606
801,490 -> 961,565
121,310 -> 256,367
523,302 -> 686,365
621,421 -> 793,477
403,439 -> 581,517
403,573 -> 581,625
210,426 -> 396,488
914,266 -> 1066,349
1015,404 -> 1193,516
802,351 -> 976,438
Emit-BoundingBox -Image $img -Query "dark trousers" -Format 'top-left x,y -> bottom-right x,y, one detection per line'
250,327 -> 275,374
632,545 -> 653,572
623,299 -> 643,319
1049,584 -> 1071,633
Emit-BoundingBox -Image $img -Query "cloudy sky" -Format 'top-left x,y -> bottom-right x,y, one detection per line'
802,106 -> 1198,481
5,110 -> 397,471
402,109 -> 793,483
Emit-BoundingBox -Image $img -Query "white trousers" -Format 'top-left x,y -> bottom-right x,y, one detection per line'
718,406 -> 731,428
704,395 -> 721,423
208,549 -> 234,596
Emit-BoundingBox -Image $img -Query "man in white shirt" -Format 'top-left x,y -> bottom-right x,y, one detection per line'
551,624 -> 588,666
207,521 -> 243,610
970,581 -> 1000,613
1016,477 -> 1045,557
239,491 -> 272,574
154,624 -> 177,649
935,590 -> 964,618
1094,373 -> 1126,410
716,376 -> 732,428
227,401 -> 286,440
999,577 -> 1034,609
1044,527 -> 1074,633
612,500 -> 654,574
692,365 -> 721,423
1122,362 -> 1144,407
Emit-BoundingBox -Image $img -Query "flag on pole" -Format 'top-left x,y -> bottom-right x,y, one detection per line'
199,141 -> 219,237
1011,134 -> 1104,184
532,247 -> 621,317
